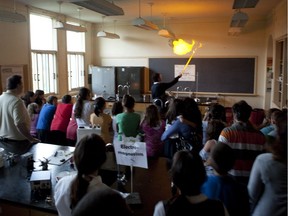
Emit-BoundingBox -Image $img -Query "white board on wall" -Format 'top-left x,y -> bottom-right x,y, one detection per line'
0,65 -> 24,92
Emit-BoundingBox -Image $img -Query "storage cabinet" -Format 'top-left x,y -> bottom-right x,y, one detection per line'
273,37 -> 287,108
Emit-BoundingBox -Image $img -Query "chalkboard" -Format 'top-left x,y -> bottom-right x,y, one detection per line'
149,58 -> 256,94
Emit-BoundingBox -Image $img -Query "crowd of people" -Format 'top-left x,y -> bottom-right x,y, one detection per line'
0,74 -> 286,216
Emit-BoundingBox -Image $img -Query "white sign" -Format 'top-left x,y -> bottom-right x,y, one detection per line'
114,136 -> 148,169
175,64 -> 196,81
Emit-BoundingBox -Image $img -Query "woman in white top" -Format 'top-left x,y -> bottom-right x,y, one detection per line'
73,87 -> 94,127
54,134 -> 109,216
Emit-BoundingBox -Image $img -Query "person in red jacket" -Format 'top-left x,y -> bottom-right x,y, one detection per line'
50,95 -> 73,145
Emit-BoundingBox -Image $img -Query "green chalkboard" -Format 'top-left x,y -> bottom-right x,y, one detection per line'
149,58 -> 256,94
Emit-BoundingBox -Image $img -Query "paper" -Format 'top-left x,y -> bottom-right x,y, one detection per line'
114,136 -> 148,169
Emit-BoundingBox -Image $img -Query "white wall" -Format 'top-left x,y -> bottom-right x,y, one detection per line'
0,0 -> 286,109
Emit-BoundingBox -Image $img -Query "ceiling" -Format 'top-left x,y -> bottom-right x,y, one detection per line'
10,0 -> 283,25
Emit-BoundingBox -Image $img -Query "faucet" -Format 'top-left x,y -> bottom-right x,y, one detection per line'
184,87 -> 190,92
176,86 -> 183,98
123,85 -> 130,95
117,85 -> 123,99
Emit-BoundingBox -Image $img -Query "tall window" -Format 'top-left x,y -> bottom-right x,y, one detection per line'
30,13 -> 58,94
67,30 -> 85,91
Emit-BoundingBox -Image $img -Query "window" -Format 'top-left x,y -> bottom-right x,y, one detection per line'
30,13 -> 58,94
67,30 -> 85,91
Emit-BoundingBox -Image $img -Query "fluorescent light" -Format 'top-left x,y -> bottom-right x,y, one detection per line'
230,11 -> 248,27
0,10 -> 26,22
72,0 -> 124,16
158,29 -> 175,39
233,0 -> 259,9
132,17 -> 159,30
53,20 -> 87,32
97,31 -> 120,39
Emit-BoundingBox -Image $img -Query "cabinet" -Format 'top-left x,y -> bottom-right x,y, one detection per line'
273,37 -> 287,108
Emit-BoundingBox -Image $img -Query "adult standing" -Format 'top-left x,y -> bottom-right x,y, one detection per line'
0,75 -> 39,154
151,73 -> 182,111
218,100 -> 265,185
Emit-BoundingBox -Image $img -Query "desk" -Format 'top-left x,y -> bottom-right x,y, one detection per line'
0,143 -> 172,216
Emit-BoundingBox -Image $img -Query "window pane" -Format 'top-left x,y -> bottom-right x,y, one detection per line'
67,31 -> 85,52
67,53 -> 85,90
30,14 -> 57,51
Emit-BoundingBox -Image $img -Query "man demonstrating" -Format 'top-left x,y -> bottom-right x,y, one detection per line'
0,75 -> 39,154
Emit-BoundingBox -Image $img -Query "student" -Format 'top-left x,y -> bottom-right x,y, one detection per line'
27,102 -> 40,138
140,104 -> 166,158
248,111 -> 287,216
50,94 -> 73,145
111,101 -> 124,142
116,94 -> 141,139
201,142 -> 250,216
74,87 -> 94,127
260,108 -> 281,135
54,133 -> 109,216
90,96 -> 112,144
34,89 -> 46,110
71,187 -> 133,216
218,100 -> 265,185
21,90 -> 36,107
153,150 -> 229,216
36,95 -> 58,143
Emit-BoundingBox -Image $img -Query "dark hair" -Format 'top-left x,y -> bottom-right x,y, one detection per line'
165,98 -> 184,124
144,104 -> 162,127
209,103 -> 226,122
272,110 -> 287,163
266,108 -> 281,120
94,97 -> 106,117
74,87 -> 91,118
111,101 -> 123,116
207,120 -> 226,140
170,150 -> 207,196
21,90 -> 35,107
152,73 -> 161,82
232,100 -> 252,122
34,89 -> 45,106
72,187 -> 132,216
62,94 -> 72,104
209,142 -> 235,175
47,95 -> 57,104
122,94 -> 135,110
7,75 -> 22,90
70,134 -> 107,209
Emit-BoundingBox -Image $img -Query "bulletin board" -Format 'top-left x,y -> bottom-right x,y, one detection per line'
0,65 -> 28,94
149,58 -> 256,94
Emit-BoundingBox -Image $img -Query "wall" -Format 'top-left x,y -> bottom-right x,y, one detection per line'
0,0 -> 286,109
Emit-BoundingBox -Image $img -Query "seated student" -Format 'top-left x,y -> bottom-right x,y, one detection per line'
90,96 -> 112,144
36,95 -> 58,143
153,150 -> 229,216
54,134 -> 109,216
71,187 -> 133,216
140,104 -> 166,158
201,142 -> 250,216
50,94 -> 73,145
260,108 -> 281,136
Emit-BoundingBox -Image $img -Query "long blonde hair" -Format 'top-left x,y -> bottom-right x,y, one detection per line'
27,102 -> 39,119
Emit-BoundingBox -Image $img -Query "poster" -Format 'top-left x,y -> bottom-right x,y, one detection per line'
174,64 -> 196,81
0,65 -> 24,92
114,136 -> 148,169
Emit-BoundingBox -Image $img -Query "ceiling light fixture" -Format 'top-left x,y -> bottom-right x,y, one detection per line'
0,0 -> 26,23
53,1 -> 87,32
158,13 -> 175,39
132,0 -> 159,30
230,10 -> 248,27
97,17 -> 120,39
233,0 -> 259,9
72,0 -> 124,16
228,27 -> 242,36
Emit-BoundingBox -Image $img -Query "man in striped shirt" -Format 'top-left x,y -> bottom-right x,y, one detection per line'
218,100 -> 265,185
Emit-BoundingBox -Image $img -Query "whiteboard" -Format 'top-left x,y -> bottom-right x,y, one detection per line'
0,65 -> 24,92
